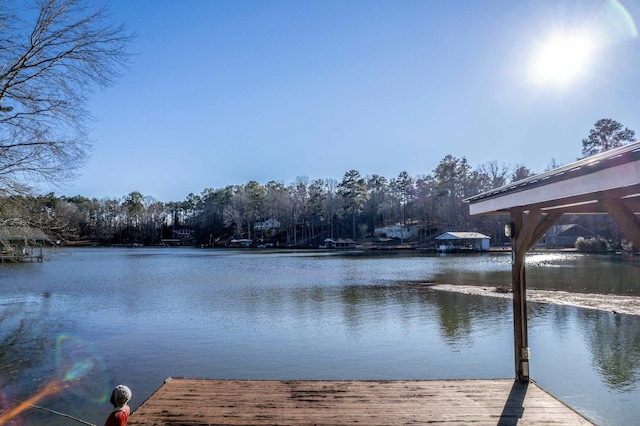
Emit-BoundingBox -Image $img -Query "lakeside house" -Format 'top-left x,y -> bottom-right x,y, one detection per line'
435,231 -> 491,252
174,228 -> 195,244
374,224 -> 418,240
161,228 -> 195,246
543,224 -> 596,248
254,218 -> 281,232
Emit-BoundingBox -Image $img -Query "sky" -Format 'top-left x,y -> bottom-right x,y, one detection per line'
60,0 -> 640,202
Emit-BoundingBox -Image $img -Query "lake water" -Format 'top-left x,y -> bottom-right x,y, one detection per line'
1,248 -> 639,425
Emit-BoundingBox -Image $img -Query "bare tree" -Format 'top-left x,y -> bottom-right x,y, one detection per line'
477,161 -> 510,189
511,164 -> 534,183
545,158 -> 563,172
0,0 -> 131,194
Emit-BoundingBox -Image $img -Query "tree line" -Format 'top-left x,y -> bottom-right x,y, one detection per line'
0,155 -> 530,246
0,153 -> 627,249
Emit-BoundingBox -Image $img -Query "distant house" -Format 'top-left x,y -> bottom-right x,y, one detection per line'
173,228 -> 194,241
544,224 -> 596,248
254,218 -> 282,232
435,231 -> 490,252
0,226 -> 50,262
322,238 -> 356,249
374,224 -> 418,240
161,228 -> 195,246
229,239 -> 253,248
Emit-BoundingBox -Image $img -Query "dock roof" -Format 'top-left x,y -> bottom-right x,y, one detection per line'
464,140 -> 640,382
465,141 -> 640,216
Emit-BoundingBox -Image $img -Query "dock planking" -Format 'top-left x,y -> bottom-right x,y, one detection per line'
128,378 -> 594,425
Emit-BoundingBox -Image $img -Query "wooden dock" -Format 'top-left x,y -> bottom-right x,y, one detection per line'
128,378 -> 594,425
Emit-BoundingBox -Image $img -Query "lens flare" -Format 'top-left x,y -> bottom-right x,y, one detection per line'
0,333 -> 111,424
0,382 -> 61,425
608,0 -> 638,40
0,389 -> 25,426
65,359 -> 96,382
55,333 -> 110,403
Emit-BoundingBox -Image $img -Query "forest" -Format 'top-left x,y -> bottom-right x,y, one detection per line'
0,154 -> 626,250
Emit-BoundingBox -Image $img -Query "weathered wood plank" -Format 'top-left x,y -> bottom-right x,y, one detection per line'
128,378 -> 594,425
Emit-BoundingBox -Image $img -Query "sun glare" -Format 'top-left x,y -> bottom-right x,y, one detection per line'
530,31 -> 595,86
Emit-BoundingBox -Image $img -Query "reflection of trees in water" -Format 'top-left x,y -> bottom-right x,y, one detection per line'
339,285 -> 398,332
338,285 -> 514,350
580,310 -> 640,391
524,255 -> 640,295
430,270 -> 511,288
338,284 -> 442,333
0,294 -> 57,390
431,254 -> 640,295
432,292 -> 510,349
434,293 -> 473,347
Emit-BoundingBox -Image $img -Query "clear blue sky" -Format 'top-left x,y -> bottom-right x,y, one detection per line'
64,0 -> 640,202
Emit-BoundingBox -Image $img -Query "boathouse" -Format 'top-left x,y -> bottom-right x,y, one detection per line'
229,238 -> 253,247
465,140 -> 640,382
322,238 -> 356,249
0,225 -> 50,262
435,231 -> 490,251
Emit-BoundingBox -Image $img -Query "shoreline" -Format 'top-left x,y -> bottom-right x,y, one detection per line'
422,283 -> 640,316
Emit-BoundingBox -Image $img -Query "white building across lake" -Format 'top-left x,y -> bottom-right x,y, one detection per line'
435,231 -> 491,252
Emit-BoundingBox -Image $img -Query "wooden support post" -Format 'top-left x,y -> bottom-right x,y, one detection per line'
510,211 -> 529,382
509,209 -> 562,382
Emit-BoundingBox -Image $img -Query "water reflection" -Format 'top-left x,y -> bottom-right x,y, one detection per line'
0,294 -> 55,385
0,294 -> 66,425
525,254 -> 640,294
434,292 -> 474,347
1,248 -> 639,425
430,252 -> 640,295
430,291 -> 512,350
580,310 -> 640,391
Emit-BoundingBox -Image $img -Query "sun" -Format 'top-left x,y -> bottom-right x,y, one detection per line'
530,31 -> 596,86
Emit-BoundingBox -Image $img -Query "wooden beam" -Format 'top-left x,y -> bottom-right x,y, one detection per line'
600,199 -> 640,250
511,211 -> 529,382
513,209 -> 561,254
526,211 -> 564,252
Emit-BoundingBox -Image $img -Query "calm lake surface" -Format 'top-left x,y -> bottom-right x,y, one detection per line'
1,248 -> 640,425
